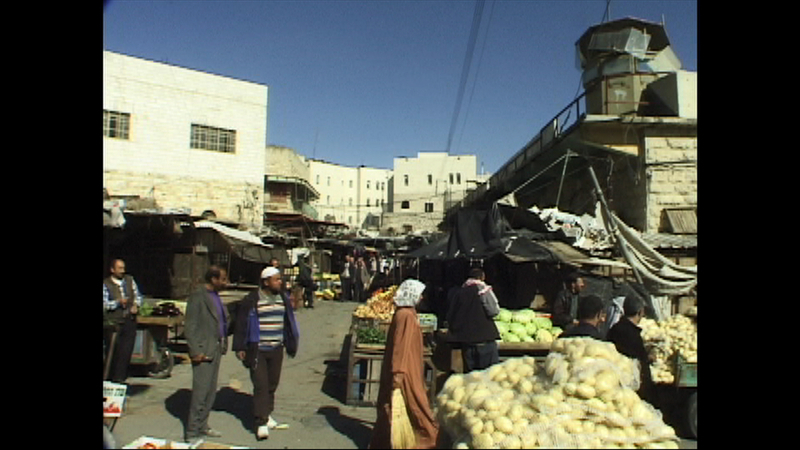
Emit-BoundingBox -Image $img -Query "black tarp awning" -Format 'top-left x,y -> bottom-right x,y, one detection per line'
405,204 -> 562,263
404,203 -> 633,270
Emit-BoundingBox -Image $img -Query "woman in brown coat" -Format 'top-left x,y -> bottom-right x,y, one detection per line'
369,279 -> 438,449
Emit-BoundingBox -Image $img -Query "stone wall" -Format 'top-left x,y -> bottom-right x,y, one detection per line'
381,212 -> 444,235
104,169 -> 263,228
644,135 -> 698,233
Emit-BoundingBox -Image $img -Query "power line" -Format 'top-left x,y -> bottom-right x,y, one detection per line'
455,0 -> 496,154
446,0 -> 485,155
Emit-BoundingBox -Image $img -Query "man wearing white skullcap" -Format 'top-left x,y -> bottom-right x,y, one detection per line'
232,265 -> 299,440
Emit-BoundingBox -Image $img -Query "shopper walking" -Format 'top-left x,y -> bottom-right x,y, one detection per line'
184,266 -> 229,443
369,279 -> 439,449
606,296 -> 655,403
233,266 -> 299,441
296,256 -> 316,309
353,256 -> 371,303
446,268 -> 501,373
340,254 -> 353,301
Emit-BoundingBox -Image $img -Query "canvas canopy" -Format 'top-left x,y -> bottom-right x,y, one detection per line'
195,220 -> 274,264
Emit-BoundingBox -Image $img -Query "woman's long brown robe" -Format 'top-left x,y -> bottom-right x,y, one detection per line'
368,307 -> 439,449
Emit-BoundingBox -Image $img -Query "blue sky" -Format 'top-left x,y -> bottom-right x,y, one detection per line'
103,0 -> 697,174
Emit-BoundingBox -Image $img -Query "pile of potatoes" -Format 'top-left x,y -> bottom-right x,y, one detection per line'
640,314 -> 697,384
435,337 -> 679,449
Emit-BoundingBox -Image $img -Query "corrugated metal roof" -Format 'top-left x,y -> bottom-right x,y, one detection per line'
641,233 -> 697,249
538,240 -> 631,269
664,208 -> 697,234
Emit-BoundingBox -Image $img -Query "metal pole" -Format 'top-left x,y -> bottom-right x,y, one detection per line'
556,151 -> 571,208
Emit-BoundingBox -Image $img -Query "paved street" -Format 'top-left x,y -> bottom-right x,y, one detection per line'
107,298 -> 696,449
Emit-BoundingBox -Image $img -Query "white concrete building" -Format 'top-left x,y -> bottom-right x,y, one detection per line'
103,50 -> 269,230
308,160 -> 391,231
384,152 -> 487,234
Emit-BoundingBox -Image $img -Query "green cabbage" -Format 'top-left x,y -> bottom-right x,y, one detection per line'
512,310 -> 534,324
509,323 -> 527,336
550,326 -> 563,337
525,322 -> 539,336
531,317 -> 553,330
535,329 -> 554,343
496,308 -> 513,323
495,322 -> 510,334
505,333 -> 522,343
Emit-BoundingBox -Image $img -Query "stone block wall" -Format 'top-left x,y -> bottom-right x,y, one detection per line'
644,135 -> 698,233
104,169 -> 263,227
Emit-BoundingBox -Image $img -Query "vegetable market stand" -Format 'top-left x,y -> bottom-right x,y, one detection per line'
103,314 -> 184,381
131,315 -> 184,378
346,318 -> 438,407
655,354 -> 697,438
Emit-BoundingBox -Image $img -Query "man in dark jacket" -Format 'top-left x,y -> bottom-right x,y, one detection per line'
232,266 -> 299,440
446,268 -> 500,373
552,272 -> 585,331
606,296 -> 655,404
296,256 -> 316,308
558,294 -> 606,340
184,265 -> 229,443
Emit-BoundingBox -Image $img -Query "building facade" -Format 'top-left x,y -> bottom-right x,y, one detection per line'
384,152 -> 487,234
457,18 -> 697,237
307,159 -> 391,231
264,145 -> 319,217
103,50 -> 269,230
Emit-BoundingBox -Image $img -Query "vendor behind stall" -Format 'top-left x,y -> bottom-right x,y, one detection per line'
552,272 -> 585,331
103,258 -> 143,383
558,294 -> 606,340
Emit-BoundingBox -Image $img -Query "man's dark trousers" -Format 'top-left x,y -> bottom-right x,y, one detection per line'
186,344 -> 222,440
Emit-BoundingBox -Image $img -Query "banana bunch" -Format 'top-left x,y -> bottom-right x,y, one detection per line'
353,285 -> 399,321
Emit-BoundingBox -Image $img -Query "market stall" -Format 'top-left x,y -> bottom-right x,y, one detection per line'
640,308 -> 698,438
346,286 -> 439,406
103,300 -> 186,380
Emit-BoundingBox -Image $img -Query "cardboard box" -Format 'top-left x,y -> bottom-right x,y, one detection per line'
103,381 -> 127,418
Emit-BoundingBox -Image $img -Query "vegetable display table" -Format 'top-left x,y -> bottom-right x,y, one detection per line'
653,354 -> 697,439
131,315 -> 184,378
345,331 -> 437,407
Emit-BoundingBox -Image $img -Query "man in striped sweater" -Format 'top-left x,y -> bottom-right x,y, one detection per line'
233,266 -> 297,440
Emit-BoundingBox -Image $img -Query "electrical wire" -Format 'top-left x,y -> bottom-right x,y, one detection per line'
454,0 -> 496,155
446,0 -> 485,155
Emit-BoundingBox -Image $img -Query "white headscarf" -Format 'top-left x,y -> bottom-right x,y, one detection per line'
393,279 -> 426,308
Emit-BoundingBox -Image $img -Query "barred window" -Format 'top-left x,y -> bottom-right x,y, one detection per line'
190,124 -> 236,153
103,110 -> 130,140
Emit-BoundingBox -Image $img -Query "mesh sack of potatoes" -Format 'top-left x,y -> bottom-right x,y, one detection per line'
436,338 -> 679,449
